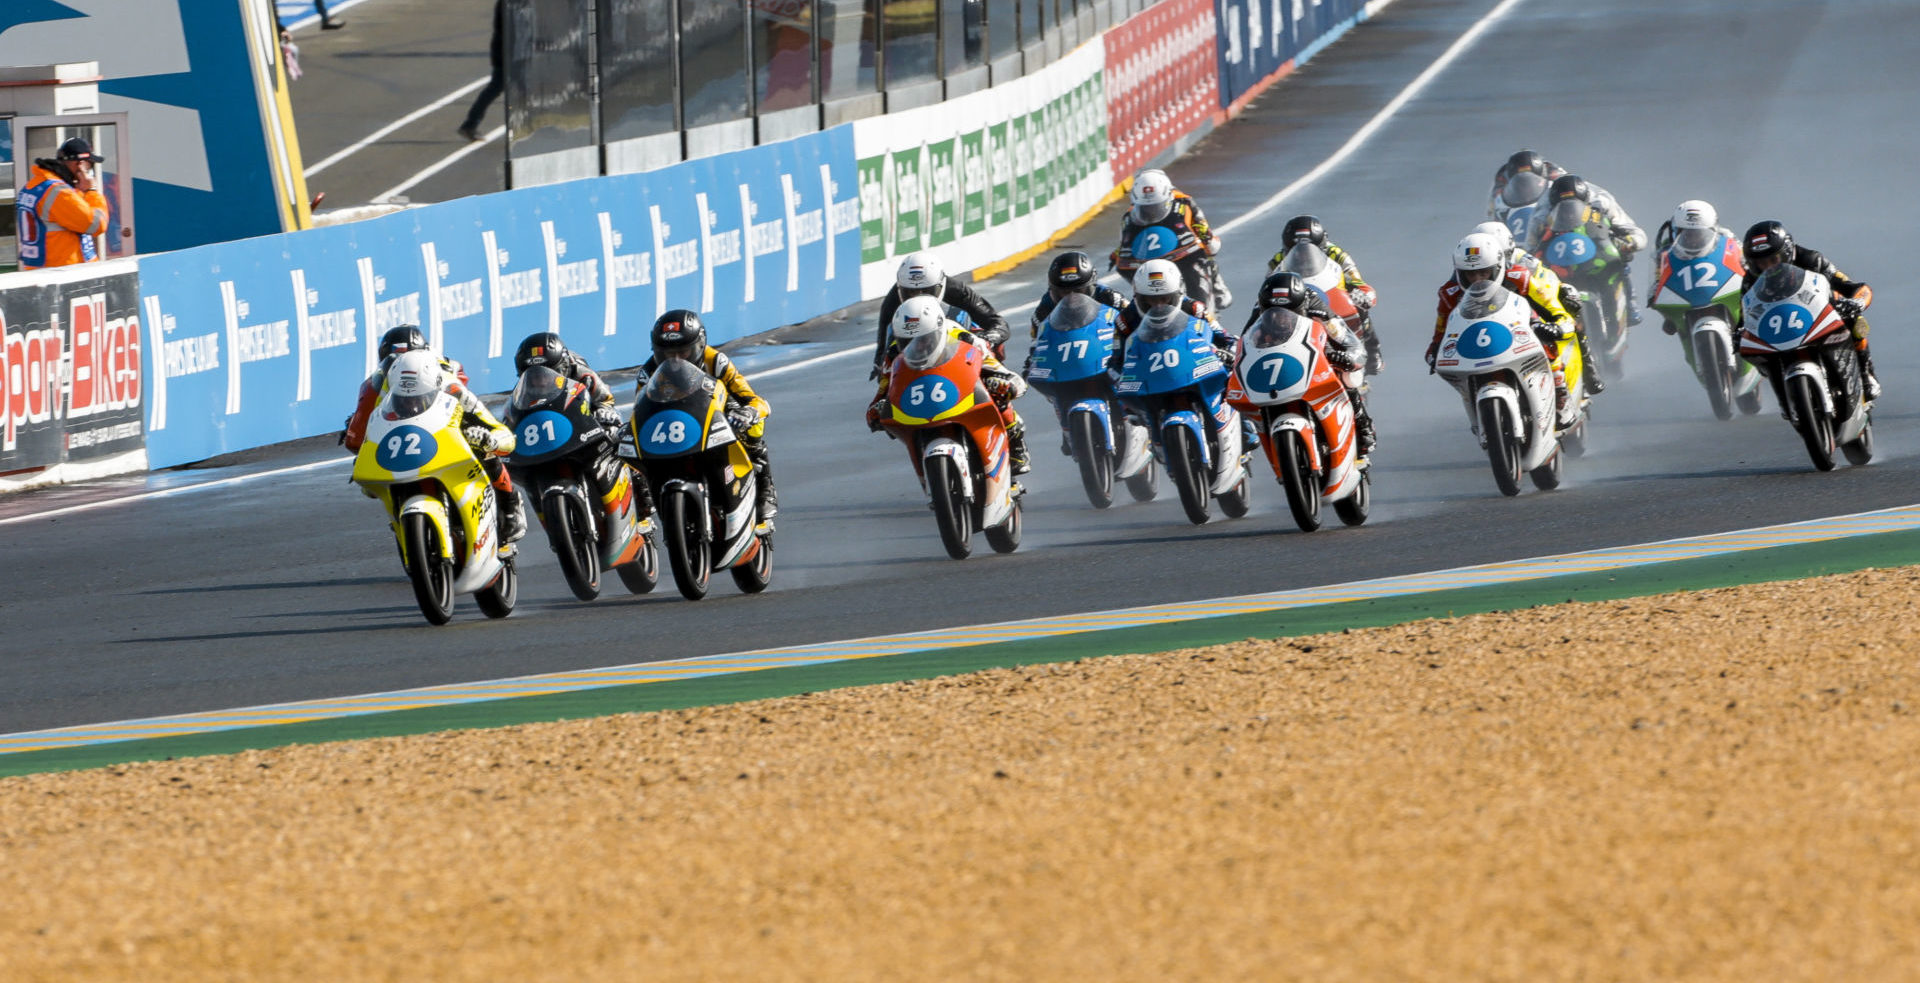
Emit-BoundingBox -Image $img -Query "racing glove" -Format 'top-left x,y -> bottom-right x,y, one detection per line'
1352,285 -> 1377,311
463,425 -> 500,454
1835,297 -> 1866,321
593,406 -> 624,432
865,396 -> 889,432
726,403 -> 761,435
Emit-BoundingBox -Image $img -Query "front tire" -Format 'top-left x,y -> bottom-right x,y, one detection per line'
1788,373 -> 1836,472
1070,411 -> 1114,510
1698,333 -> 1735,421
1275,429 -> 1322,532
1165,425 -> 1211,525
550,494 -> 602,602
402,512 -> 455,626
662,489 -> 712,600
927,454 -> 973,559
1481,399 -> 1524,497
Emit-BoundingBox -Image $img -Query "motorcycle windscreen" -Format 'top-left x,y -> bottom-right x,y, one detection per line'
510,365 -> 570,413
1043,293 -> 1105,335
1547,199 -> 1590,234
901,330 -> 958,371
1278,242 -> 1330,278
1248,308 -> 1304,348
1133,310 -> 1192,345
1672,226 -> 1722,260
1456,281 -> 1517,321
388,389 -> 444,418
1502,172 -> 1547,209
1752,263 -> 1811,304
643,358 -> 712,403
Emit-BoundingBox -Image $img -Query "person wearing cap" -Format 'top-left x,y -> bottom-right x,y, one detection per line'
16,138 -> 110,269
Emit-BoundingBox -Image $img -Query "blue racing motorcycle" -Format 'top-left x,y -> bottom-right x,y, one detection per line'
1115,309 -> 1250,524
1026,294 -> 1158,508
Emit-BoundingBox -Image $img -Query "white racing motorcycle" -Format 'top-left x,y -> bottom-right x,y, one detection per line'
1739,263 -> 1873,471
1433,280 -> 1577,495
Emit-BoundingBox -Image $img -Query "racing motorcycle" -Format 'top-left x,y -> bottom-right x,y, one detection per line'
1650,232 -> 1763,420
1026,294 -> 1158,508
1739,264 -> 1873,471
1227,307 -> 1369,531
876,330 -> 1023,559
351,379 -> 518,625
1274,240 -> 1379,376
1121,222 -> 1217,310
1536,198 -> 1632,377
1433,281 -> 1581,496
504,365 -> 659,601
627,358 -> 773,599
1116,310 -> 1251,525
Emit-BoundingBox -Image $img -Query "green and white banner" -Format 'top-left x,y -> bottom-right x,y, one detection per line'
854,42 -> 1112,298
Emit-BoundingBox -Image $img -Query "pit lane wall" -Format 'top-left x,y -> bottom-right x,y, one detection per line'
0,0 -> 1393,479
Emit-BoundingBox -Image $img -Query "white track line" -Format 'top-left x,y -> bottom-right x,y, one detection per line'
0,459 -> 347,528
305,76 -> 490,178
371,125 -> 504,203
1214,0 -> 1529,236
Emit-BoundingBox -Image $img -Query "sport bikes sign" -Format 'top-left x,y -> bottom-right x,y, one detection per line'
0,260 -> 146,487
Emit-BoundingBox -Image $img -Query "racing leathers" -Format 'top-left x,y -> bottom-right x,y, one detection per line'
874,280 -> 1012,374
1244,290 -> 1378,456
1266,238 -> 1382,371
869,321 -> 1032,475
642,345 -> 779,520
1737,246 -> 1879,400
1111,189 -> 1229,308
1429,263 -> 1588,417
343,368 -> 527,543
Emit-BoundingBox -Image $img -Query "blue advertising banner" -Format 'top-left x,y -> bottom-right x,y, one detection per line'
140,124 -> 862,467
1214,0 -> 1366,110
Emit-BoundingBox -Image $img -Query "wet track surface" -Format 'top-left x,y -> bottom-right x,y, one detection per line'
4,0 -> 1917,731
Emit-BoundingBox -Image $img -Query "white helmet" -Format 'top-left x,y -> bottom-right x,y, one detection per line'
895,251 -> 947,299
1130,169 -> 1174,224
1472,220 -> 1515,262
1670,199 -> 1720,259
890,294 -> 948,343
1132,258 -> 1184,309
387,350 -> 444,415
1453,232 -> 1504,288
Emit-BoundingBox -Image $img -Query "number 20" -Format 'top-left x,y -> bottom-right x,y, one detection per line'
1148,349 -> 1181,372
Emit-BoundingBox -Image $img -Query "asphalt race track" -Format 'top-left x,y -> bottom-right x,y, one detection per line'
4,0 -> 1916,733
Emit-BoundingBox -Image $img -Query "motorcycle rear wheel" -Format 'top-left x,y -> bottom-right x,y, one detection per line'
1788,373 -> 1836,472
928,455 -> 973,559
474,557 -> 517,619
1333,467 -> 1371,527
1529,447 -> 1563,491
1275,430 -> 1321,532
1842,417 -> 1874,467
550,494 -> 602,602
729,532 -> 774,593
1481,400 -> 1524,497
1125,452 -> 1160,502
1166,426 -> 1211,525
985,500 -> 1022,554
663,490 -> 712,600
616,530 -> 659,594
1070,412 -> 1114,510
403,512 -> 455,626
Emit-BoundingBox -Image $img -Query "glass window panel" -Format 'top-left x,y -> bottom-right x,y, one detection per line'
753,0 -> 815,112
943,0 -> 986,73
505,0 -> 594,158
1019,0 -> 1039,43
986,0 -> 1016,60
680,0 -> 749,127
598,0 -> 676,141
819,0 -> 878,100
882,0 -> 937,87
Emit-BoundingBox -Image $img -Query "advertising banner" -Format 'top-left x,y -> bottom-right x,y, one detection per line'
854,41 -> 1112,298
0,260 -> 146,486
1214,0 -> 1368,111
140,125 -> 861,468
1104,0 -> 1221,180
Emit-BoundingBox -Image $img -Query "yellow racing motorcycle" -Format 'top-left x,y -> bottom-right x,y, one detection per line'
352,352 -> 519,625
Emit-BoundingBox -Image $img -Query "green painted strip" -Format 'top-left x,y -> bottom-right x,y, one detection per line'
5,526 -> 1914,779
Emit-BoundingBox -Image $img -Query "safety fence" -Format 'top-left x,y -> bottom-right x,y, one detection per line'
0,0 -> 1394,485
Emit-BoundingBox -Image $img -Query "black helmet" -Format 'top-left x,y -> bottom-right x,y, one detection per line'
1282,215 -> 1327,248
378,325 -> 427,362
652,309 -> 706,362
1505,149 -> 1546,177
1548,174 -> 1591,204
514,332 -> 568,375
1742,220 -> 1795,267
1258,270 -> 1310,313
1046,250 -> 1098,294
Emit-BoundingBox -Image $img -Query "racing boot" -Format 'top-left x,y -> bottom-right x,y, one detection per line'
1007,419 -> 1032,476
1349,390 -> 1378,457
1240,415 -> 1260,455
747,439 -> 779,523
1575,328 -> 1606,396
1363,327 -> 1385,376
485,459 -> 528,544
1860,341 -> 1883,402
1213,268 -> 1234,310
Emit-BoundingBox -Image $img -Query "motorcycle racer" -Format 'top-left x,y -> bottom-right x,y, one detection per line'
873,251 -> 1011,374
512,331 -> 655,524
351,349 -> 527,544
1114,259 -> 1231,371
1111,168 -> 1232,309
870,295 -> 1032,475
1429,232 -> 1588,417
1486,149 -> 1566,217
1737,220 -> 1880,400
643,310 -> 780,522
1531,174 -> 1648,327
1647,200 -> 1741,335
1266,215 -> 1382,372
1473,220 -> 1605,395
1028,250 -> 1131,343
1246,271 -> 1377,457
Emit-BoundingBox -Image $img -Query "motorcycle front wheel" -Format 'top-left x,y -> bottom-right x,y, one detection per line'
927,454 -> 974,559
1070,412 -> 1114,510
550,493 -> 602,602
1165,426 -> 1211,525
1697,332 -> 1735,421
1275,429 -> 1321,532
663,489 -> 712,600
1480,400 -> 1525,497
403,511 -> 455,626
1788,373 -> 1836,472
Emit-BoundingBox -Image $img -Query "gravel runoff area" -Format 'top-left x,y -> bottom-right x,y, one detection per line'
5,567 -> 1920,981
